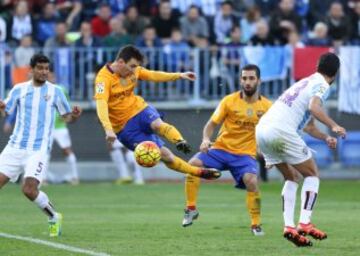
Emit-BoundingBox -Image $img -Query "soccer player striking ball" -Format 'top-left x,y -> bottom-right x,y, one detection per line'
0,53 -> 82,237
256,52 -> 346,246
94,45 -> 220,180
182,64 -> 272,235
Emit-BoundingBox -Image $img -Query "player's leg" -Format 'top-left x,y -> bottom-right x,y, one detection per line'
0,173 -> 10,189
161,147 -> 221,179
24,152 -> 62,237
124,148 -> 144,185
291,158 -> 327,240
110,140 -> 132,184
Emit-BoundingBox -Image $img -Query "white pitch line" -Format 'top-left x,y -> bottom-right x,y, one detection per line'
0,232 -> 110,256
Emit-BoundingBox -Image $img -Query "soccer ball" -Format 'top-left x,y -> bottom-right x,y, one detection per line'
134,141 -> 161,167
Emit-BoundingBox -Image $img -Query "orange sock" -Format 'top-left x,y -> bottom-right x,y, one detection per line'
185,174 -> 201,209
157,122 -> 184,144
246,191 -> 261,226
165,156 -> 200,176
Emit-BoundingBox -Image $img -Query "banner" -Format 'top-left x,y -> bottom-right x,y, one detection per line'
338,47 -> 360,115
242,46 -> 287,81
293,47 -> 330,80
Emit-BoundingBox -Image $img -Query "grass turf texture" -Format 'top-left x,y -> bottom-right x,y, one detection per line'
0,180 -> 359,256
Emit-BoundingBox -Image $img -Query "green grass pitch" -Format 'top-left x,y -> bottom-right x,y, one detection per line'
0,180 -> 359,256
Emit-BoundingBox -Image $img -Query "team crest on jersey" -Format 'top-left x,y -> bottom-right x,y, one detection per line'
96,82 -> 105,93
256,110 -> 264,118
246,108 -> 253,116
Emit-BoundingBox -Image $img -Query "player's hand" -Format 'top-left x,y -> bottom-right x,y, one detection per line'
331,125 -> 346,138
325,135 -> 337,149
180,72 -> 196,81
71,106 -> 82,120
200,139 -> 212,153
105,130 -> 116,146
0,100 -> 5,110
175,140 -> 192,154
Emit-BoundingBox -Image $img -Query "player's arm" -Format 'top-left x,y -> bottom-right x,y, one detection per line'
308,96 -> 346,138
61,106 -> 82,123
55,87 -> 82,123
303,117 -> 337,149
0,86 -> 20,117
200,119 -> 218,153
138,67 -> 196,82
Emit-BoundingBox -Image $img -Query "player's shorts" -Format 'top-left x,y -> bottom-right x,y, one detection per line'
255,124 -> 312,166
196,149 -> 258,189
117,105 -> 165,151
0,145 -> 48,183
52,128 -> 72,149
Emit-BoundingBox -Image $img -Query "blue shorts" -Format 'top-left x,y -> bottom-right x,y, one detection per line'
196,149 -> 258,189
117,106 -> 165,151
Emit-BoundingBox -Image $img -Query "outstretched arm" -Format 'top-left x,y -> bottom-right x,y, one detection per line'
200,120 -> 217,153
309,96 -> 346,138
138,67 -> 196,82
303,118 -> 337,149
61,106 -> 82,123
96,99 -> 116,145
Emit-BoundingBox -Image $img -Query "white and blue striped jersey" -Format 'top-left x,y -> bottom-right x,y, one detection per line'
258,72 -> 330,132
4,80 -> 71,152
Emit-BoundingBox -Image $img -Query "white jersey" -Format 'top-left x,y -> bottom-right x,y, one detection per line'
4,80 -> 71,153
259,72 -> 330,132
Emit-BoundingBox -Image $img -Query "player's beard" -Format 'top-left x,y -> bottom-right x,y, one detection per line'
243,86 -> 257,97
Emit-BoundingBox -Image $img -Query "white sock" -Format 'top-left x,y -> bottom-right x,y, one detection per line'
66,153 -> 79,180
34,191 -> 58,220
281,180 -> 298,228
299,176 -> 319,224
126,150 -> 144,183
110,149 -> 130,178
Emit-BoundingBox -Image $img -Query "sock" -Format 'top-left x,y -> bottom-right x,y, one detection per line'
126,150 -> 144,183
185,174 -> 200,209
246,191 -> 261,226
66,153 -> 79,180
34,191 -> 58,220
157,122 -> 184,144
110,148 -> 130,179
165,156 -> 201,176
281,180 -> 299,228
299,176 -> 319,224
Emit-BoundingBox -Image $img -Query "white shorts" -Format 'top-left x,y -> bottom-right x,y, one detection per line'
52,128 -> 72,149
255,124 -> 312,166
0,145 -> 48,183
112,139 -> 124,149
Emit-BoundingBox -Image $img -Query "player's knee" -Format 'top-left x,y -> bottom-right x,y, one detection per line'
22,184 -> 38,200
188,157 -> 202,167
243,175 -> 258,192
160,148 -> 174,162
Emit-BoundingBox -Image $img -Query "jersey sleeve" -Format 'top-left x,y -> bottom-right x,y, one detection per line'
137,67 -> 181,82
310,82 -> 330,103
93,74 -> 111,101
4,87 -> 20,115
55,87 -> 72,116
211,98 -> 228,124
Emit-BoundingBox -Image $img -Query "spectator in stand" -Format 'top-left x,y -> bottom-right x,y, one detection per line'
81,0 -> 99,21
35,2 -> 59,46
350,1 -> 360,44
254,0 -> 279,18
308,0 -> 348,28
214,0 -> 238,44
170,0 -> 197,15
180,5 -> 209,47
0,16 -> 6,43
269,0 -> 302,45
249,19 -> 278,46
14,35 -> 35,68
108,0 -> 132,15
103,17 -> 132,47
74,21 -> 102,47
306,22 -> 331,47
44,21 -> 70,49
91,3 -> 112,38
287,30 -> 304,48
163,28 -> 190,72
54,0 -> 82,31
7,0 -> 34,44
151,0 -> 180,43
231,0 -> 255,17
325,2 -> 351,46
240,6 -> 262,44
123,5 -> 148,42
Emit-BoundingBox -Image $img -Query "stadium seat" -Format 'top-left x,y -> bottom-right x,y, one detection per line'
303,134 -> 333,167
338,131 -> 360,167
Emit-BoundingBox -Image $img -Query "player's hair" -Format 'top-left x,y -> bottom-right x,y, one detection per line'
30,53 -> 50,68
116,45 -> 144,64
317,52 -> 340,77
241,64 -> 261,78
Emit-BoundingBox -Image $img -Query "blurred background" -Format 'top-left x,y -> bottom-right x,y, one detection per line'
0,0 -> 359,183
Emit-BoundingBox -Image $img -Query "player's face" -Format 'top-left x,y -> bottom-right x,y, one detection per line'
119,58 -> 140,77
240,70 -> 260,97
32,63 -> 50,84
